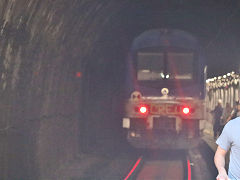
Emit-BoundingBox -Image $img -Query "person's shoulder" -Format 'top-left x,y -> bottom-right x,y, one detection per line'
231,116 -> 240,121
226,117 -> 240,128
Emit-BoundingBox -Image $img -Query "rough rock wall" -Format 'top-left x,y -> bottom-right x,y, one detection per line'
0,0 -> 125,179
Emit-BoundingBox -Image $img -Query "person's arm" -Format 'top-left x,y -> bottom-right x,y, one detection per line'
226,109 -> 235,123
226,115 -> 231,123
214,146 -> 228,180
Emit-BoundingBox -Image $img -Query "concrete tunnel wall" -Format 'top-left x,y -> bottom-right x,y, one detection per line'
0,0 -> 128,179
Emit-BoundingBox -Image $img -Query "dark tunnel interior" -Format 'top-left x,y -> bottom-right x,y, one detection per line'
0,0 -> 239,179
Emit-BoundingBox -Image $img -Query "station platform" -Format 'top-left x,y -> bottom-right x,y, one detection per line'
200,119 -> 217,152
200,119 -> 229,172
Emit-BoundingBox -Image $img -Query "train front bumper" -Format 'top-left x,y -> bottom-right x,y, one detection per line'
126,130 -> 200,149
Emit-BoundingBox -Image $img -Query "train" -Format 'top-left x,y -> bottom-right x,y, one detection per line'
122,29 -> 206,149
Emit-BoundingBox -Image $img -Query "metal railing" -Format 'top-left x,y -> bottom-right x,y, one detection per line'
205,72 -> 240,110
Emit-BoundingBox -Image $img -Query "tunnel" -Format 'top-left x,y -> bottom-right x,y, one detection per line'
0,0 -> 239,179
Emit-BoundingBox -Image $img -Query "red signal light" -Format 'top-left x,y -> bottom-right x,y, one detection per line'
139,106 -> 148,114
183,107 -> 190,115
76,72 -> 82,78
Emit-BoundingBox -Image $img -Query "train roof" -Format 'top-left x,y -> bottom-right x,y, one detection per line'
131,29 -> 201,51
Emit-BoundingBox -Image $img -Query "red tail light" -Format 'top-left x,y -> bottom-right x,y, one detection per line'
182,107 -> 190,115
139,105 -> 148,114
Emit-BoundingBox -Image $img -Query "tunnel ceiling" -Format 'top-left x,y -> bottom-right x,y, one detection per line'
1,0 -> 239,75
99,0 -> 240,76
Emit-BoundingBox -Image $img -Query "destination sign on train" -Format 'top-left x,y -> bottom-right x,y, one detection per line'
150,104 -> 182,115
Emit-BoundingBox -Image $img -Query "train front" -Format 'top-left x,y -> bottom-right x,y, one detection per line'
122,29 -> 205,149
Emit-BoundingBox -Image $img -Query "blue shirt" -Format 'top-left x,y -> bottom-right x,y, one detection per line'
216,117 -> 240,180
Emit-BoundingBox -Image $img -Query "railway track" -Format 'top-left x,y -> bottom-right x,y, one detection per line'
123,150 -> 192,180
65,142 -> 216,180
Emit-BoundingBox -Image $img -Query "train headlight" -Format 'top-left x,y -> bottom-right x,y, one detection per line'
183,107 -> 190,115
135,105 -> 149,115
139,106 -> 148,114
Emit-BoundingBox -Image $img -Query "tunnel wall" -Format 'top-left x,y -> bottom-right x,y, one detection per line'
0,0 -> 125,179
1,0 -> 239,179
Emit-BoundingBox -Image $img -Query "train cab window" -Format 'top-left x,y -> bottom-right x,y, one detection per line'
137,52 -> 164,80
167,52 -> 194,80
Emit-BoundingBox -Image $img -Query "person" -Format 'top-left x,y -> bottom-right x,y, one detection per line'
214,116 -> 240,180
220,103 -> 232,134
226,100 -> 240,122
211,99 -> 223,139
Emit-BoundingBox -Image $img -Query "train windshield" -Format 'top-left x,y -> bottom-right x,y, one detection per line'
137,51 -> 194,81
167,52 -> 193,80
137,52 -> 164,80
